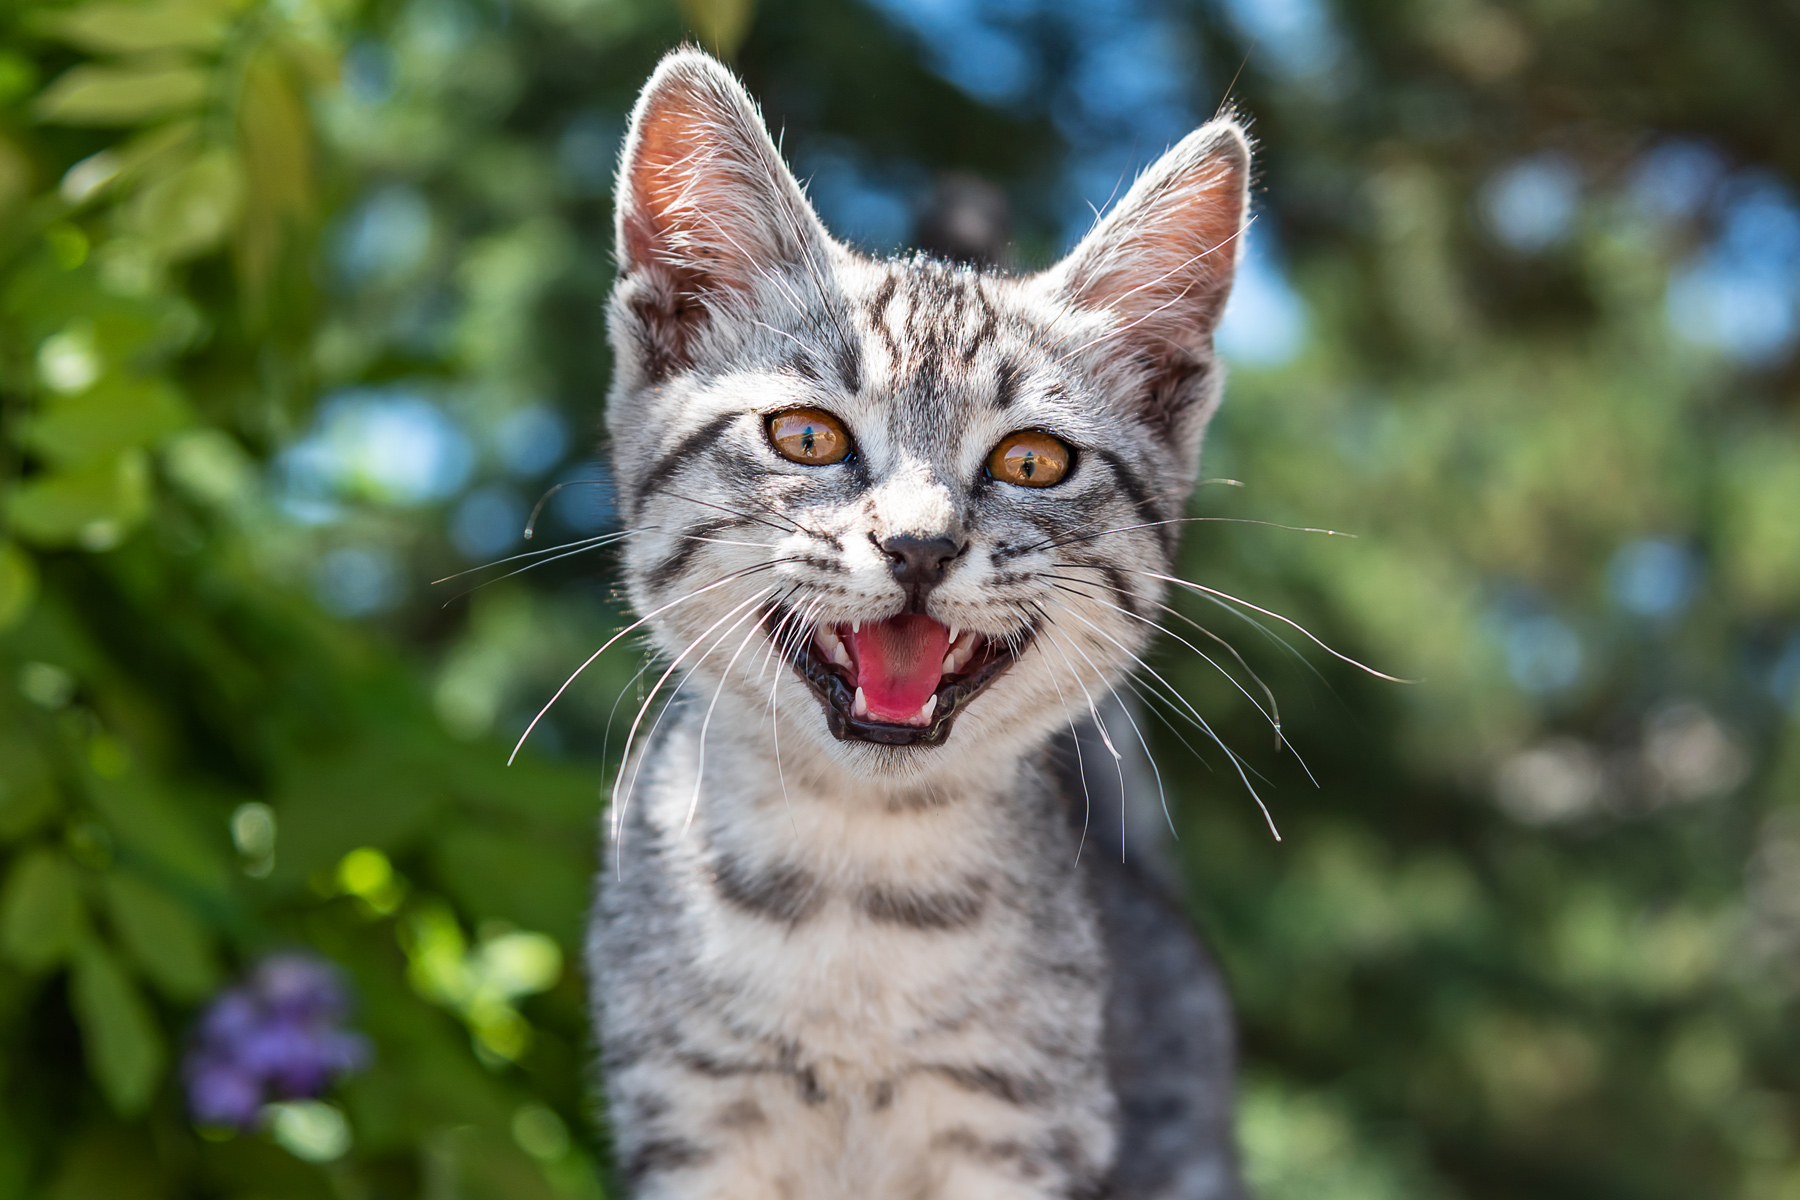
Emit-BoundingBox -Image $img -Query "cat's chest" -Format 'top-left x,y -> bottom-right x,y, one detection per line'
650,784 -> 1057,1065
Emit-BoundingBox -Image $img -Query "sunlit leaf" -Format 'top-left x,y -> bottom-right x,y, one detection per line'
70,941 -> 166,1115
236,49 -> 314,314
677,0 -> 757,57
35,63 -> 210,127
0,733 -> 60,841
0,847 -> 87,970
100,871 -> 218,1001
34,0 -> 233,56
86,776 -> 230,897
22,376 -> 193,467
6,449 -> 151,548
0,543 -> 38,631
128,148 -> 244,261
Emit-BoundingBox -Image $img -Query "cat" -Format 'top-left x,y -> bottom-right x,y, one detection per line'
589,47 -> 1250,1200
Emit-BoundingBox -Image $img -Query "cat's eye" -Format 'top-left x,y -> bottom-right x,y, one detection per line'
768,408 -> 853,466
988,430 -> 1072,488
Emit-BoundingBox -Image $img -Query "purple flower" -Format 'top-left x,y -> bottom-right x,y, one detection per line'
184,953 -> 371,1130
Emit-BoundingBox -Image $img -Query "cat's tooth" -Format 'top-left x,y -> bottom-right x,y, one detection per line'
852,619 -> 860,633
948,625 -> 960,643
917,695 -> 937,725
941,652 -> 956,674
853,687 -> 868,718
832,643 -> 853,669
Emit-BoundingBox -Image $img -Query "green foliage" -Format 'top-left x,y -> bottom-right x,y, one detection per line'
0,0 -> 1796,1196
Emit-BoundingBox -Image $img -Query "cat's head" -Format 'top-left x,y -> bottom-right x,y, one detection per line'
605,49 -> 1249,782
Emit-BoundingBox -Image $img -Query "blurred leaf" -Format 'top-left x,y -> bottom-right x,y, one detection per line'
431,827 -> 587,948
0,542 -> 38,630
677,0 -> 756,58
7,449 -> 151,547
100,870 -> 217,1000
128,148 -> 244,261
86,775 -> 229,896
0,133 -> 32,218
0,846 -> 87,969
236,48 -> 314,313
22,377 -> 193,467
426,1125 -> 563,1200
273,750 -> 443,886
70,941 -> 166,1115
35,63 -> 210,127
34,0 -> 233,56
0,733 -> 60,840
41,1124 -> 167,1200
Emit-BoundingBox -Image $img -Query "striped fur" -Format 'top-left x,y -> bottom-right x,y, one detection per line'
591,49 -> 1250,1199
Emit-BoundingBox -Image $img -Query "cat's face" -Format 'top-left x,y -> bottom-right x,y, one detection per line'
604,51 -> 1248,783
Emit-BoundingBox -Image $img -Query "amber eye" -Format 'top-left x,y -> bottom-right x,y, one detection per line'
768,408 -> 852,465
988,430 -> 1072,488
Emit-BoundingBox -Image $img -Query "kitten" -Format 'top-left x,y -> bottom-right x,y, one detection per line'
591,48 -> 1250,1200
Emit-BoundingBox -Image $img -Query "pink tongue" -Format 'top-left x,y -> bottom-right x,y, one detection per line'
848,615 -> 951,723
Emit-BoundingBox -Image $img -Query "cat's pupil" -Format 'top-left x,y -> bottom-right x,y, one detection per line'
801,428 -> 816,453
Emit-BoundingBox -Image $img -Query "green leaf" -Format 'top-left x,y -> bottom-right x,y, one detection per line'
7,448 -> 151,548
0,847 -> 87,970
35,0 -> 232,56
22,377 -> 193,467
36,63 -> 209,127
0,542 -> 38,630
236,50 -> 315,310
128,148 -> 244,261
85,775 -> 229,896
0,734 -> 61,841
100,871 -> 217,1001
70,942 -> 165,1115
431,827 -> 587,949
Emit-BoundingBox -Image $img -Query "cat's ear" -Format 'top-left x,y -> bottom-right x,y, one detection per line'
614,49 -> 828,377
1039,120 -> 1251,447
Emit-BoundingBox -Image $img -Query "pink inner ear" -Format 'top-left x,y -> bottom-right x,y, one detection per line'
617,58 -> 812,296
1058,128 -> 1250,343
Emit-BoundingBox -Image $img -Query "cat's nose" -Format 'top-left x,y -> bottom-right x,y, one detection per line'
880,534 -> 964,590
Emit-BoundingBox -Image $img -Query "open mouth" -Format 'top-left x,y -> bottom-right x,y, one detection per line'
784,612 -> 1023,747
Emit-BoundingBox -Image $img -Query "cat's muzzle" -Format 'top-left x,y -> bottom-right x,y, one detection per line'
780,610 -> 1023,747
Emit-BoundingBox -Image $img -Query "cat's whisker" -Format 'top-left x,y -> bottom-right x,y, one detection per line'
430,529 -> 638,586
1050,570 -> 1291,757
683,590 -> 797,838
611,586 -> 782,859
1016,602 -> 1096,866
1033,617 -> 1157,860
437,531 -> 635,606
1050,579 -> 1317,789
1025,514 -> 1353,556
602,656 -> 656,770
1117,568 -> 1414,684
521,478 -> 623,542
661,489 -> 829,541
510,558 -> 798,766
1047,578 -> 1283,741
1037,616 -> 1176,844
1039,596 -> 1282,842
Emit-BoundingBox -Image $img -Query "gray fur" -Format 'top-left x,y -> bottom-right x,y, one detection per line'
590,48 -> 1251,1199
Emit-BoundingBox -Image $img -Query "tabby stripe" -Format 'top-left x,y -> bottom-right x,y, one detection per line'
1089,447 -> 1173,558
710,856 -> 823,925
857,880 -> 987,930
928,1063 -> 1052,1106
634,412 -> 740,514
622,1137 -> 710,1183
645,517 -> 742,593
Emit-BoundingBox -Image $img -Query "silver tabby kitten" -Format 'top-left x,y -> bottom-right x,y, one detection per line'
592,48 -> 1250,1200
